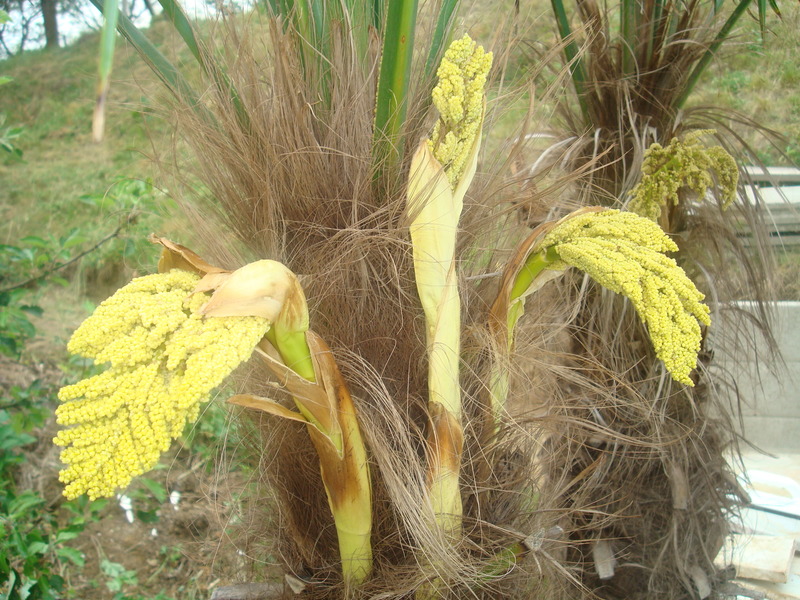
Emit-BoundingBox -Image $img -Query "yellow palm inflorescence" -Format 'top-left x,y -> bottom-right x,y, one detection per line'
542,210 -> 711,386
629,130 -> 739,221
55,270 -> 270,500
428,34 -> 492,188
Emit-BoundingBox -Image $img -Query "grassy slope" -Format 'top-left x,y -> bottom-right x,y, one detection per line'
0,19 -> 203,264
3,33 -> 144,237
0,21 -> 199,362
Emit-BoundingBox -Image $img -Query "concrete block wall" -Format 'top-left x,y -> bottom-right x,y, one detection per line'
711,302 -> 800,453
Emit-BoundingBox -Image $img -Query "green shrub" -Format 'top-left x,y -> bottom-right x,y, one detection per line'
0,382 -> 104,600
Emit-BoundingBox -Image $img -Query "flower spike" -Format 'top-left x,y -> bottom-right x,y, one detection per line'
55,270 -> 269,499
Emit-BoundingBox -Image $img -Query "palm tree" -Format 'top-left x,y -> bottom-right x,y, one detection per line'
521,0 -> 785,597
52,0 -> 771,598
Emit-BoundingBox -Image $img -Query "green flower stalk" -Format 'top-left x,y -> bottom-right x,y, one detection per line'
232,331 -> 373,587
55,269 -> 269,500
182,253 -> 373,587
489,209 -> 711,421
407,34 -> 490,547
203,260 -> 373,588
628,130 -> 738,223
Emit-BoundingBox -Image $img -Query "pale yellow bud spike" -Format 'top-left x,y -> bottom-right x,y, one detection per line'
407,141 -> 462,339
407,139 -> 465,548
428,34 -> 492,190
406,37 -> 491,580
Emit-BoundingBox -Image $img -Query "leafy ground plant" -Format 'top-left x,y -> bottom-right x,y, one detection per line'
0,230 -> 106,357
0,112 -> 24,161
0,42 -> 24,162
0,382 -> 92,600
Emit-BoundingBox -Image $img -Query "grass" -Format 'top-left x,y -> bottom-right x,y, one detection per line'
0,19 -> 196,247
688,4 -> 800,164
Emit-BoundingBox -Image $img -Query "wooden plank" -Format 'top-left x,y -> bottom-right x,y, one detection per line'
735,552 -> 800,600
735,186 -> 800,246
210,583 -> 286,600
716,535 -> 796,583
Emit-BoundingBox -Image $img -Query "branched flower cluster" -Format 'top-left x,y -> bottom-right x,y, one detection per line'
629,130 -> 739,221
428,35 -> 492,188
542,210 -> 711,386
55,270 -> 270,500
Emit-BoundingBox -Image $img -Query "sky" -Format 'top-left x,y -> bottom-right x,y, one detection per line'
1,0 -> 222,57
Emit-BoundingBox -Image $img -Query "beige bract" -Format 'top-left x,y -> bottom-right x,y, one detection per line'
55,270 -> 270,500
542,210 -> 711,386
428,34 -> 492,188
629,130 -> 739,221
